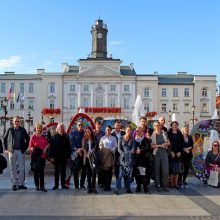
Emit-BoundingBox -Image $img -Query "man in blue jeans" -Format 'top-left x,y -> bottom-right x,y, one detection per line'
3,116 -> 29,191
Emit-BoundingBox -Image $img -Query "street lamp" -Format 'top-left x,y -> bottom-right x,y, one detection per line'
25,111 -> 33,135
192,105 -> 195,127
1,97 -> 9,135
168,110 -> 172,125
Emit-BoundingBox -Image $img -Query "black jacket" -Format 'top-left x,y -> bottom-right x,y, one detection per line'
3,126 -> 29,154
49,133 -> 71,159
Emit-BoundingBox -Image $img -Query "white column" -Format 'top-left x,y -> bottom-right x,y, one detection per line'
91,83 -> 94,107
77,83 -> 81,107
105,83 -> 108,106
117,83 -> 120,107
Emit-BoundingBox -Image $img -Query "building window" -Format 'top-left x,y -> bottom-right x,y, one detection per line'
161,103 -> 167,112
70,84 -> 75,92
49,99 -> 55,109
110,85 -> 116,92
144,88 -> 150,97
20,101 -> 24,110
124,98 -> 129,109
161,88 -> 167,97
28,100 -> 34,109
201,88 -> 208,97
201,103 -> 208,112
20,83 -> 24,93
1,83 -> 5,93
96,98 -> 103,107
173,103 -> 178,112
173,88 -> 178,97
124,84 -> 129,92
49,83 -> 55,93
184,103 -> 190,112
69,97 -> 75,109
82,97 -> 89,107
83,84 -> 89,92
184,88 -> 190,97
144,103 -> 150,112
11,83 -> 15,93
110,97 -> 116,107
29,83 -> 34,93
10,101 -> 14,110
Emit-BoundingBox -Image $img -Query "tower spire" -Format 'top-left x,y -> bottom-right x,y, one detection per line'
91,19 -> 108,59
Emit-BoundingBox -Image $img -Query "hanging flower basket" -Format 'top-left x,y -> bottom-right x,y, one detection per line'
146,111 -> 157,118
77,107 -> 121,113
41,108 -> 61,115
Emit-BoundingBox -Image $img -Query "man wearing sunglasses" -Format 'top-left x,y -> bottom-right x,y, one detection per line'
3,116 -> 29,191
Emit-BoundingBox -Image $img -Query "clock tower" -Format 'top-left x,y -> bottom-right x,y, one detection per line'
91,19 -> 108,59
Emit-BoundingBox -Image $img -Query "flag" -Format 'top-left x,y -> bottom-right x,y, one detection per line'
20,94 -> 25,101
13,91 -> 16,102
7,88 -> 11,101
16,92 -> 20,103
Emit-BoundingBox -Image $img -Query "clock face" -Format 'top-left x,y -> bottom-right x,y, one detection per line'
97,33 -> 102,39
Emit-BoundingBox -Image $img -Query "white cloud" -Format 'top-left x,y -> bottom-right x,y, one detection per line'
0,56 -> 22,69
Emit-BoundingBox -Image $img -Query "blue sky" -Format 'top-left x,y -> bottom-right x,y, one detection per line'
0,0 -> 219,82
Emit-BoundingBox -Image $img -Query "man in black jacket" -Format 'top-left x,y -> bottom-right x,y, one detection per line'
3,116 -> 29,191
50,123 -> 71,190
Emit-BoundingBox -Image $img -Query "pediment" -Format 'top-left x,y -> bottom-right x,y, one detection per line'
79,65 -> 121,77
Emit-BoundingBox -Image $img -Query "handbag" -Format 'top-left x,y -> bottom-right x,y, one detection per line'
0,154 -> 7,173
208,169 -> 219,187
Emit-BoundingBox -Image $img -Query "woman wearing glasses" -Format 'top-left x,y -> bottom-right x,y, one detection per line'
205,141 -> 220,176
151,121 -> 170,192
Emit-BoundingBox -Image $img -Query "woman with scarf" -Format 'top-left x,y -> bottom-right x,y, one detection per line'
133,127 -> 151,193
83,126 -> 100,194
114,125 -> 135,195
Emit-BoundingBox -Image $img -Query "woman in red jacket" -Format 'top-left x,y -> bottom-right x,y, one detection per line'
29,122 -> 49,192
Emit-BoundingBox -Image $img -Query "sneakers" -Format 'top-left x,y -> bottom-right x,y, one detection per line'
80,186 -> 86,190
12,185 -> 17,191
18,185 -> 27,190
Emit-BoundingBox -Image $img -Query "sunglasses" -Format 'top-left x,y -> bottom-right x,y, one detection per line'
77,124 -> 83,126
213,144 -> 219,147
15,121 -> 20,123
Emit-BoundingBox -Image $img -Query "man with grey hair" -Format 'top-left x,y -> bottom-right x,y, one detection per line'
3,116 -> 29,191
158,116 -> 168,132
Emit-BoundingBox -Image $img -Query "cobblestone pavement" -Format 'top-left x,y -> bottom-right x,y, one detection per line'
0,159 -> 220,219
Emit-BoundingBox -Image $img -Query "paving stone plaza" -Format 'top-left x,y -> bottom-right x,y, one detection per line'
0,159 -> 220,220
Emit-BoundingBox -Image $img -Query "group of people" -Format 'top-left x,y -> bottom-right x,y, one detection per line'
1,114 -> 220,194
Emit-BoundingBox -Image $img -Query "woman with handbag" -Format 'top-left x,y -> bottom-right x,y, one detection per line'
29,122 -> 49,192
205,141 -> 220,175
168,121 -> 184,189
83,126 -> 100,194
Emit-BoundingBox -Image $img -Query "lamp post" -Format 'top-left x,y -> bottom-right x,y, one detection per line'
192,105 -> 195,127
168,110 -> 172,125
1,97 -> 9,135
25,111 -> 33,136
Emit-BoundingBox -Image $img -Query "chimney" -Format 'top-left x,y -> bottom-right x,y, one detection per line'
37,69 -> 45,75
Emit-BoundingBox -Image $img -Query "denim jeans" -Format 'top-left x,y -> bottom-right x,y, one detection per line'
116,166 -> 133,190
